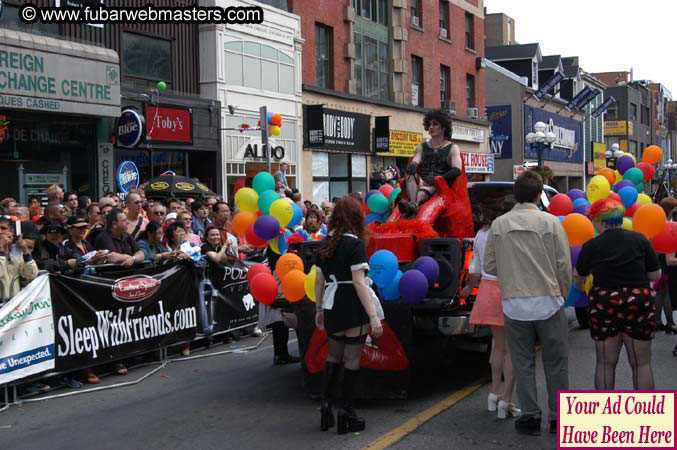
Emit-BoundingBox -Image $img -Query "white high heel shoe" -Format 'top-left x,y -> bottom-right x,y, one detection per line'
497,400 -> 521,419
487,392 -> 499,411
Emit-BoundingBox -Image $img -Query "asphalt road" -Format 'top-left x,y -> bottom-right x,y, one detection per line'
0,332 -> 490,450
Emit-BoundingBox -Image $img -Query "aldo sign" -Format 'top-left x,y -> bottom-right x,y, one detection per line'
115,109 -> 145,148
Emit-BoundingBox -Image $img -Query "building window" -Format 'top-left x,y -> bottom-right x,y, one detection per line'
606,106 -> 617,120
0,3 -> 58,36
410,0 -> 421,27
224,41 -> 295,95
122,32 -> 172,85
411,55 -> 423,106
465,13 -> 474,49
440,65 -> 450,107
630,103 -> 638,121
642,106 -> 650,125
315,24 -> 332,89
439,1 -> 449,39
466,74 -> 476,109
354,32 -> 389,100
312,153 -> 367,204
354,0 -> 388,25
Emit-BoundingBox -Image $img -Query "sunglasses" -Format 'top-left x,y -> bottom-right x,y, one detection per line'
154,211 -> 166,216
0,225 -> 10,231
183,218 -> 192,222
132,200 -> 143,204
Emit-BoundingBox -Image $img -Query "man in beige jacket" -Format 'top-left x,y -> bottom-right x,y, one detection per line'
0,216 -> 38,303
484,170 -> 572,436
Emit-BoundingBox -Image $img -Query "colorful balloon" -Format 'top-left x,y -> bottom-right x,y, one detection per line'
389,187 -> 402,204
549,194 -> 574,216
636,162 -> 656,182
250,273 -> 278,305
245,223 -> 268,248
257,190 -> 280,215
271,113 -> 282,127
616,155 -> 634,175
567,189 -> 587,202
612,170 -> 623,185
618,186 -> 638,208
232,211 -> 258,236
642,145 -> 663,164
253,215 -> 280,241
367,193 -> 389,214
365,190 -> 380,202
247,263 -> 272,285
281,270 -> 306,302
562,213 -> 595,247
235,187 -> 259,212
304,265 -> 317,302
613,180 -> 634,193
275,252 -> 304,280
586,175 -> 611,203
269,198 -> 294,227
369,250 -> 399,288
632,204 -> 666,239
382,270 -> 403,301
650,222 -> 677,254
570,246 -> 581,268
156,81 -> 167,91
399,269 -> 428,304
623,167 -> 643,186
596,169 -> 615,187
270,125 -> 281,136
608,192 -> 621,203
252,172 -> 275,194
366,213 -> 384,225
636,193 -> 652,205
625,203 -> 641,217
288,202 -> 303,228
379,184 -> 395,199
622,217 -> 633,231
411,256 -> 440,287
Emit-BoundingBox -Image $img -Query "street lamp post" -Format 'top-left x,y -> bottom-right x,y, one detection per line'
604,143 -> 625,169
666,158 -> 676,196
526,121 -> 556,167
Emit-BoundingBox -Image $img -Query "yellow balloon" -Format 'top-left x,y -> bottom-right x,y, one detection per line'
587,175 -> 611,203
234,187 -> 259,212
636,193 -> 652,205
269,198 -> 293,227
269,237 -> 281,255
270,125 -> 281,136
622,217 -> 633,230
584,275 -> 593,294
304,265 -> 317,302
624,152 -> 636,164
613,170 -> 622,185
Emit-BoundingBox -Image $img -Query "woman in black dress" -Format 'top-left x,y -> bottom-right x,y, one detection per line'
314,196 -> 383,434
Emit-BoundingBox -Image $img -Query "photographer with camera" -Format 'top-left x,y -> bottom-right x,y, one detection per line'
0,215 -> 38,304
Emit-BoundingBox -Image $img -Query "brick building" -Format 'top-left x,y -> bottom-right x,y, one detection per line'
288,0 -> 491,203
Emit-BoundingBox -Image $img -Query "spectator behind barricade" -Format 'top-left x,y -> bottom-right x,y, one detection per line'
125,192 -> 149,240
29,195 -> 41,210
137,221 -> 176,264
164,221 -> 194,260
94,208 -> 144,268
106,193 -> 121,208
126,189 -> 148,217
65,191 -> 78,217
150,203 -> 167,223
178,211 -> 201,246
202,224 -> 238,264
190,201 -> 211,239
304,209 -> 325,236
61,216 -> 107,270
78,195 -> 91,212
46,184 -> 64,205
45,202 -> 67,225
185,197 -> 195,209
321,201 -> 334,223
9,205 -> 29,223
1,197 -> 16,210
29,205 -> 43,220
86,203 -> 112,245
167,198 -> 182,215
274,162 -> 289,189
37,222 -> 68,272
212,201 -> 253,257
206,197 -> 218,222
0,215 -> 38,303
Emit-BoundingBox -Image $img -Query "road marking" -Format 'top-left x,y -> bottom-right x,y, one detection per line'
362,381 -> 487,450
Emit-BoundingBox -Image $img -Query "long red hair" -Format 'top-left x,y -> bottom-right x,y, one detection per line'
319,196 -> 365,260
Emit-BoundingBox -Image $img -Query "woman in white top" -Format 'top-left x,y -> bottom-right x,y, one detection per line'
464,204 -> 519,419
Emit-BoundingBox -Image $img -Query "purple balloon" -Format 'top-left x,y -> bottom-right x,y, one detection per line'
411,256 -> 440,287
365,190 -> 380,202
567,189 -> 586,202
253,215 -> 280,241
399,269 -> 429,304
616,155 -> 635,175
574,204 -> 590,216
570,246 -> 581,268
613,180 -> 634,193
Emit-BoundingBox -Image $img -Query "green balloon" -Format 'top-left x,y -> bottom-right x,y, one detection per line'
257,190 -> 280,215
635,182 -> 643,193
156,81 -> 167,91
367,193 -> 389,214
389,187 -> 402,204
252,172 -> 275,194
623,167 -> 643,185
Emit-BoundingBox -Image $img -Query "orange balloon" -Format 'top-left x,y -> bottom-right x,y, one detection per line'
597,168 -> 615,186
281,269 -> 307,302
561,213 -> 595,247
632,204 -> 666,239
232,211 -> 258,236
275,252 -> 304,280
641,145 -> 663,164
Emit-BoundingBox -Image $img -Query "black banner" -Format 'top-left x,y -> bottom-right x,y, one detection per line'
592,96 -> 616,118
304,106 -> 371,153
305,104 -> 325,146
201,262 -> 258,334
374,116 -> 390,152
51,261 -> 199,372
566,86 -> 592,111
535,72 -> 565,100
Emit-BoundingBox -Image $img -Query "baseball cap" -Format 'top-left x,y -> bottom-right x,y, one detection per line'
41,223 -> 67,235
67,216 -> 88,228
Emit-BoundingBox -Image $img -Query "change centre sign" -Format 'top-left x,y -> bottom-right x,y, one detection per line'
0,42 -> 120,117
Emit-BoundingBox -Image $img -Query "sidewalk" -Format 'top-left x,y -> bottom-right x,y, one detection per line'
389,308 -> 677,450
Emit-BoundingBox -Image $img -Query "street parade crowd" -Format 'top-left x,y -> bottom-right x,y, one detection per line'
1,109 -> 677,438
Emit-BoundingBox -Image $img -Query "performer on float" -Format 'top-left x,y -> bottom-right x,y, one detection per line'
398,109 -> 463,218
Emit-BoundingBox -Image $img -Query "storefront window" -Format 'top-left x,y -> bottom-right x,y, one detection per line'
122,32 -> 173,85
312,152 -> 367,203
224,41 -> 295,95
115,149 -> 186,190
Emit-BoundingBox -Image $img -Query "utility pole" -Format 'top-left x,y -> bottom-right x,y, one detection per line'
259,106 -> 271,173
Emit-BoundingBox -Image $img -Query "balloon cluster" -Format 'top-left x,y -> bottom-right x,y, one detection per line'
549,145 -> 677,253
365,185 -> 402,225
247,253 -> 316,304
258,113 -> 284,136
369,250 -> 439,304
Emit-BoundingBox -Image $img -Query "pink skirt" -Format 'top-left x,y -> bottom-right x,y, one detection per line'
469,279 -> 504,327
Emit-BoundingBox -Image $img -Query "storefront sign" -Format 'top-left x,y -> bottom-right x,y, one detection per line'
592,142 -> 607,172
377,130 -> 422,157
524,106 -> 583,163
97,143 -> 115,198
486,105 -> 512,159
452,124 -> 485,143
374,116 -> 389,152
306,105 -> 324,145
117,161 -> 140,194
115,109 -> 145,148
0,41 -> 120,117
592,96 -> 616,119
304,107 -> 371,153
604,120 -> 633,136
461,152 -> 495,174
145,106 -> 192,144
236,137 -> 286,161
535,72 -> 565,100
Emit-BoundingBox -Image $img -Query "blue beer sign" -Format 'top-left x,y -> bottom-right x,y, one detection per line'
116,109 -> 145,148
117,161 -> 140,193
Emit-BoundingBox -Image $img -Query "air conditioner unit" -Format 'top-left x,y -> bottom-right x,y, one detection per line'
442,100 -> 456,114
468,107 -> 478,119
439,28 -> 448,39
411,16 -> 419,27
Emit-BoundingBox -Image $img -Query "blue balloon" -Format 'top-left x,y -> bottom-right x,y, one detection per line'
369,250 -> 398,288
288,202 -> 303,228
365,212 -> 384,225
382,270 -> 403,301
567,189 -> 586,202
618,186 -> 638,208
574,203 -> 590,216
572,198 -> 590,209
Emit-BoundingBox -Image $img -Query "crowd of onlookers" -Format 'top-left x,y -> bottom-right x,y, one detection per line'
0,181 -> 336,394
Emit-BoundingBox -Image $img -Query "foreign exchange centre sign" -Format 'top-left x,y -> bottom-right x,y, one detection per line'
0,38 -> 121,117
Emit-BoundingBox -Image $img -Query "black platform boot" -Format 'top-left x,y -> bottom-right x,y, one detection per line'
337,368 -> 366,434
320,362 -> 340,431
